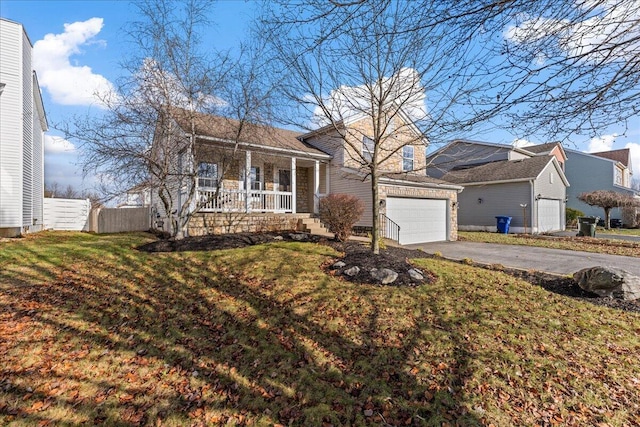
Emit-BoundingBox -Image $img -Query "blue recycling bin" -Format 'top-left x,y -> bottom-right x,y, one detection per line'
495,216 -> 512,234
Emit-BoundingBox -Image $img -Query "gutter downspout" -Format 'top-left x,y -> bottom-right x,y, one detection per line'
530,180 -> 536,234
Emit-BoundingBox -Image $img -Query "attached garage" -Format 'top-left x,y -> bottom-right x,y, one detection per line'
385,197 -> 448,244
537,198 -> 562,233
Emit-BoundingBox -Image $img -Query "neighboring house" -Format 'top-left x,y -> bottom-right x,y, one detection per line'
427,140 -> 569,233
564,148 -> 637,222
119,182 -> 152,208
154,108 -> 462,244
0,18 -> 47,237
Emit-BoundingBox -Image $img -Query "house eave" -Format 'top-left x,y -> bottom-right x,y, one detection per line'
194,134 -> 332,161
379,176 -> 464,192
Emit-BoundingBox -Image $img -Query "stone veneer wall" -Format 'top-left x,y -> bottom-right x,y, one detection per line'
296,167 -> 310,213
188,213 -> 309,236
379,184 -> 459,241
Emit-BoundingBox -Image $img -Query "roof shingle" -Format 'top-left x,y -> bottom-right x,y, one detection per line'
441,156 -> 554,184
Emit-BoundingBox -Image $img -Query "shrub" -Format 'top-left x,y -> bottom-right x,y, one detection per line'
318,194 -> 364,241
566,207 -> 584,227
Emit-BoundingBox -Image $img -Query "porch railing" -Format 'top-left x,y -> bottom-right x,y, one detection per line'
198,188 -> 293,213
379,213 -> 401,242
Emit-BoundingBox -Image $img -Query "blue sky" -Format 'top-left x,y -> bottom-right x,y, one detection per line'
1,0 -> 638,192
1,0 -> 256,191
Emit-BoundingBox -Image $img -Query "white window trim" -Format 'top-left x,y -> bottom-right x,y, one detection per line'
197,162 -> 218,188
402,145 -> 414,172
362,136 -> 374,162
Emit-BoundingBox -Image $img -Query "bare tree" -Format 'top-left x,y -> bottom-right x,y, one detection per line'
578,190 -> 640,229
258,1 -> 524,253
497,0 -> 640,140
64,0 -> 274,238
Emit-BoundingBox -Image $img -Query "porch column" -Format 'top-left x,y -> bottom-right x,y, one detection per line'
314,160 -> 320,214
291,157 -> 297,214
245,150 -> 251,212
325,163 -> 330,197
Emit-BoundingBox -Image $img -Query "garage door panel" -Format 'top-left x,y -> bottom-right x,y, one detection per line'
386,197 -> 447,244
538,199 -> 561,232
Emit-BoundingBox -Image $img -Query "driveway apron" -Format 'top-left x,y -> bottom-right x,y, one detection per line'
405,241 -> 640,276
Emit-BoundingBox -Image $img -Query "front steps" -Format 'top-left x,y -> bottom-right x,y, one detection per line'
297,216 -> 333,237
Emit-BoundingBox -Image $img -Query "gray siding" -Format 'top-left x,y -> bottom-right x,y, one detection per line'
427,142 -> 511,179
533,162 -> 567,231
458,182 -> 532,228
565,151 -> 634,219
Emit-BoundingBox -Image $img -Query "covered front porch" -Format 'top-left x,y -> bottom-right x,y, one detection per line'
196,148 -> 330,214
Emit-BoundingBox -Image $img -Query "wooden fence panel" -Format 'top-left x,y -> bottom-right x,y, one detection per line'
94,207 -> 151,233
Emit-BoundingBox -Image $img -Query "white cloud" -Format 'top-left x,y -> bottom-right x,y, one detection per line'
44,135 -> 76,154
33,18 -> 116,107
312,67 -> 427,128
587,133 -> 617,153
505,2 -> 640,63
512,138 -> 534,148
624,142 -> 640,174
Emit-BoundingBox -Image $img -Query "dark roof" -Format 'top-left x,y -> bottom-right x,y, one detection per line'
168,108 -> 329,157
525,142 -> 561,154
442,156 -> 555,184
592,148 -> 630,167
381,172 -> 460,187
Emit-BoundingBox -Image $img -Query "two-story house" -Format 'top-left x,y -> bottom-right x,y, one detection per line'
426,140 -> 569,233
0,18 -> 48,237
564,148 -> 637,224
153,108 -> 462,244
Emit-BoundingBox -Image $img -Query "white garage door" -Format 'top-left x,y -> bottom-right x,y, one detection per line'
386,197 -> 447,244
538,199 -> 561,232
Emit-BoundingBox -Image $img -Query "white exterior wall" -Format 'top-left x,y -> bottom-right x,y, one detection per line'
0,19 -> 46,236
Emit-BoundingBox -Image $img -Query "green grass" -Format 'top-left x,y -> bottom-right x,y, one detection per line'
2,231 -> 640,426
459,231 -> 640,257
597,227 -> 640,236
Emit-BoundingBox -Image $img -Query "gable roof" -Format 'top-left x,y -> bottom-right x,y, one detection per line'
426,139 -> 531,161
441,156 -> 568,186
591,148 -> 631,167
340,168 -> 463,191
168,108 -> 330,159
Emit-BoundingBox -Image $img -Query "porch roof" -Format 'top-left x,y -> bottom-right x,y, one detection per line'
169,108 -> 331,160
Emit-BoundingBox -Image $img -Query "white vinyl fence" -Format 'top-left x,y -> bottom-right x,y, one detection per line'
43,198 -> 91,231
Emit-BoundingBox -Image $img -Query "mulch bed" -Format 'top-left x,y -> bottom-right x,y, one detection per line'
138,231 -> 640,313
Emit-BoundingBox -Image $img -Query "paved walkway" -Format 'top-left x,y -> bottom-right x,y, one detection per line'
403,241 -> 640,276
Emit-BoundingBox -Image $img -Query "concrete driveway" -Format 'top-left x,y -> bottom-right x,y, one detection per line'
404,241 -> 640,276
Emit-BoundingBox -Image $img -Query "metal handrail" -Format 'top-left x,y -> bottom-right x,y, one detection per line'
379,213 -> 401,242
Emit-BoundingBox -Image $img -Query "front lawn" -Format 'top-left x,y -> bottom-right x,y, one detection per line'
1,232 -> 640,426
459,231 -> 640,257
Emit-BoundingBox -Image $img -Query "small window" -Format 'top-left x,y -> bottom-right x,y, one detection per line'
362,136 -> 374,162
197,162 -> 218,188
615,167 -> 623,185
549,172 -> 554,184
250,166 -> 262,191
402,145 -> 414,171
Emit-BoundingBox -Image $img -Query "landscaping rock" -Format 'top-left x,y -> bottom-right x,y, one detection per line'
343,266 -> 360,277
573,266 -> 640,301
331,261 -> 346,269
289,233 -> 308,241
370,268 -> 398,285
273,235 -> 284,241
408,268 -> 424,281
